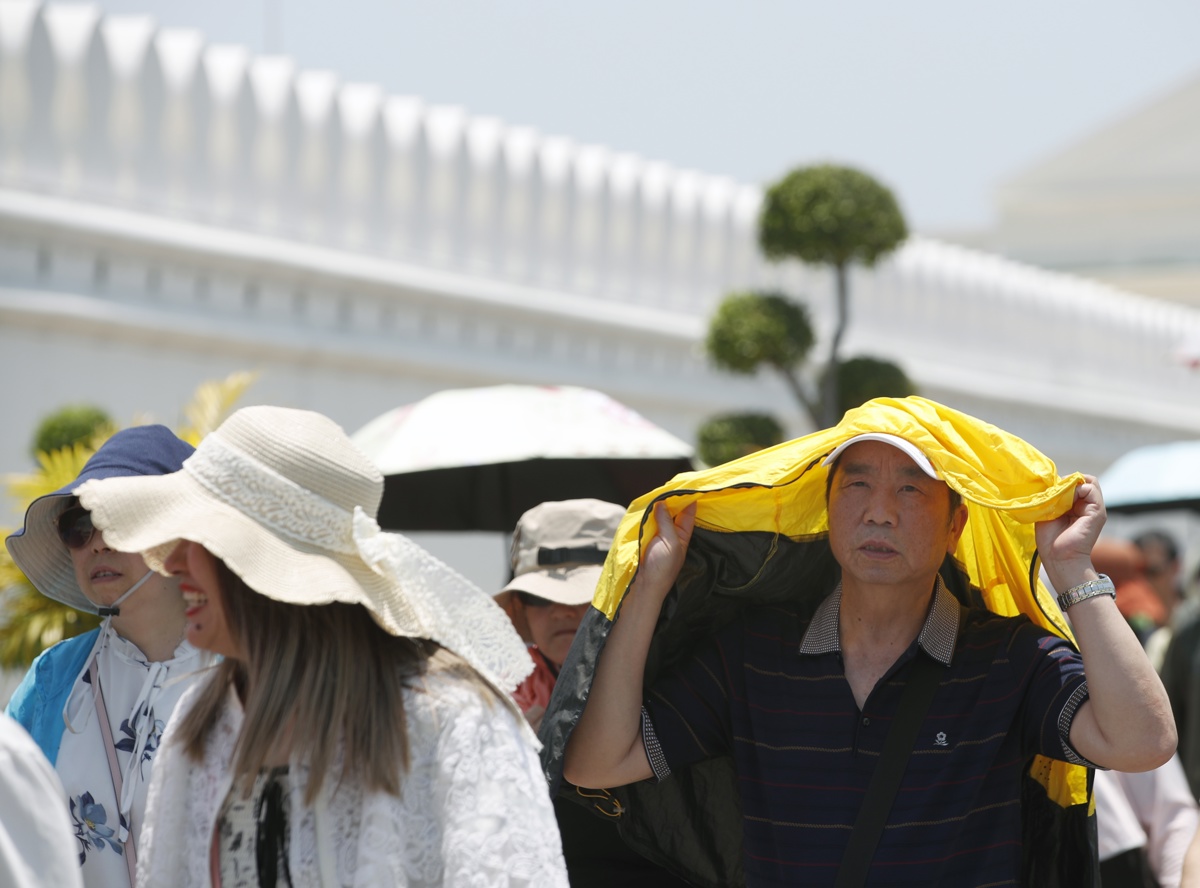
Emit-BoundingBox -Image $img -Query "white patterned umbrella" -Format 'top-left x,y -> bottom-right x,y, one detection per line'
352,385 -> 695,530
1098,440 -> 1200,513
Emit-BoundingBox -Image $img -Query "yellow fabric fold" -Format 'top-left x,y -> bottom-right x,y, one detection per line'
597,396 -> 1082,621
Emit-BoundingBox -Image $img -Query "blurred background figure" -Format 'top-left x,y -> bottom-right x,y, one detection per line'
496,498 -> 690,888
1161,585 -> 1200,801
1136,531 -> 1184,617
1066,537 -> 1200,887
1133,529 -> 1188,679
1093,538 -> 1167,648
496,499 -> 626,732
1095,756 -> 1199,888
0,712 -> 84,888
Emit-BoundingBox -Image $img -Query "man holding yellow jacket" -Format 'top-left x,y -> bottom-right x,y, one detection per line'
547,397 -> 1175,888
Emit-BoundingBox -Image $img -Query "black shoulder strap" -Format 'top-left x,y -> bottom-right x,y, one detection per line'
834,653 -> 943,888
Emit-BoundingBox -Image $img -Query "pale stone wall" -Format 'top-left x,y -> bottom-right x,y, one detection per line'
1,0 -> 1199,503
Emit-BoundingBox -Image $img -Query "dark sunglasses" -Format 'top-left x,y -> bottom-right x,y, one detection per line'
56,504 -> 97,550
514,591 -> 588,610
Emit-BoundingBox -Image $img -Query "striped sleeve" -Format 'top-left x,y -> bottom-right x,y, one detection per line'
1018,624 -> 1102,768
643,617 -> 739,775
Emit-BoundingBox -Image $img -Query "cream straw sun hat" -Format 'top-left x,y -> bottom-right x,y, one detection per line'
75,405 -> 533,697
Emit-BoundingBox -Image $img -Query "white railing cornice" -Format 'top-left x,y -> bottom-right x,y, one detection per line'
0,187 -> 702,340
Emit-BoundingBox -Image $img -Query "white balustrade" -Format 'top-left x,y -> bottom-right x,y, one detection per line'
0,0 -> 1197,452
462,115 -> 504,274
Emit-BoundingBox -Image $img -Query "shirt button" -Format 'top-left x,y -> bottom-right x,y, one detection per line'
862,716 -> 870,726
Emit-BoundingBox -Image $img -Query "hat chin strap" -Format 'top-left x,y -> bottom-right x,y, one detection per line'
96,569 -> 156,618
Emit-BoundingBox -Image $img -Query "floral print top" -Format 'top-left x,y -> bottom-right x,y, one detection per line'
56,629 -> 208,888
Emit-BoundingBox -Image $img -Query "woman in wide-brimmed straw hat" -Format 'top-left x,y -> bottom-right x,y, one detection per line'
77,405 -> 568,888
5,425 -> 211,888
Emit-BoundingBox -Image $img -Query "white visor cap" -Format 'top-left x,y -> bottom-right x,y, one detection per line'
822,433 -> 939,479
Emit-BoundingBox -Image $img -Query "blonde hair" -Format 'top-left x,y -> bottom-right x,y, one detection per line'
175,560 -> 492,805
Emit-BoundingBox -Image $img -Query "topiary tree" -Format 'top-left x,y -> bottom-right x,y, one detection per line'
759,164 -> 907,426
30,404 -> 113,459
820,356 -> 915,418
705,290 -> 819,427
697,412 -> 785,468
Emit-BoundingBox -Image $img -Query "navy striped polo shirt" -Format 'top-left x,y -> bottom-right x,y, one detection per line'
642,580 -> 1093,887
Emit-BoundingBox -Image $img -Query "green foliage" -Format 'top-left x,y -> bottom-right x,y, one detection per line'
758,164 -> 907,269
30,404 -> 113,459
705,291 -> 815,375
820,356 -> 916,419
697,413 -> 785,468
0,582 -> 100,667
0,441 -> 104,670
176,371 -> 258,446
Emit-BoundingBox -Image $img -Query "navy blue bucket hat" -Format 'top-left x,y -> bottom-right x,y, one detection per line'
6,425 -> 194,613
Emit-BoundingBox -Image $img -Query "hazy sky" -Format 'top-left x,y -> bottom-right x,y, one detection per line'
83,1 -> 1200,230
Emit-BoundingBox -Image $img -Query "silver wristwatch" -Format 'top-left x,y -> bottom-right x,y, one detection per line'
1056,574 -> 1116,612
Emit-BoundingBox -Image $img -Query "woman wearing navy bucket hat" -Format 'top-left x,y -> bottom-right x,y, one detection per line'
5,425 -> 213,888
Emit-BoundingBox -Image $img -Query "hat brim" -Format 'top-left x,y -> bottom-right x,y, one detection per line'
822,432 -> 939,479
498,564 -> 601,606
79,467 -> 537,695
6,491 -> 99,613
77,470 -> 387,623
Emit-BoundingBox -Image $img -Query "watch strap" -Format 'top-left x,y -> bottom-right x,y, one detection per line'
1056,574 -> 1116,611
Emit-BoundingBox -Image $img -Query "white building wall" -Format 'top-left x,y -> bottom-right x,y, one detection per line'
2,0 -> 1200,504
988,72 -> 1200,306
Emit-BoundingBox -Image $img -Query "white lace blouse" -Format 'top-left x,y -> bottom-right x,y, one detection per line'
137,668 -> 569,887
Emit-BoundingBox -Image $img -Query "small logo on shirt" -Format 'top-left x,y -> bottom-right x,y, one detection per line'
934,731 -> 948,747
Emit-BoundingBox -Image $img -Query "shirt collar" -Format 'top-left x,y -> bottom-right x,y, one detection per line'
798,576 -> 961,666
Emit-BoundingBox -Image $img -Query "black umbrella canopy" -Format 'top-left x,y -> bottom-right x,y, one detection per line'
352,385 -> 696,532
377,456 -> 695,531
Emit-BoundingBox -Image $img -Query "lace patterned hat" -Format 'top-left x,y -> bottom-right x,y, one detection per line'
76,405 -> 533,695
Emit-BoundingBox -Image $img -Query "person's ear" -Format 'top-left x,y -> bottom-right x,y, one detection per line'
947,502 -> 968,552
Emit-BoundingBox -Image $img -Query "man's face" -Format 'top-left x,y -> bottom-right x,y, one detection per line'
827,440 -> 967,595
